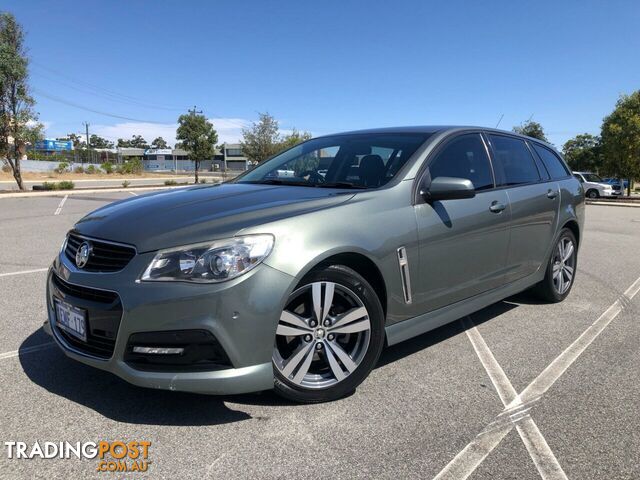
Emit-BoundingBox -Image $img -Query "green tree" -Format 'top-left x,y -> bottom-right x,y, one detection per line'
117,135 -> 149,149
24,121 -> 44,147
562,133 -> 602,172
601,91 -> 640,196
0,13 -> 40,190
59,133 -> 84,149
279,128 -> 313,151
241,112 -> 312,163
512,120 -> 548,142
89,134 -> 114,149
176,110 -> 218,183
151,136 -> 169,149
129,135 -> 149,149
240,112 -> 281,163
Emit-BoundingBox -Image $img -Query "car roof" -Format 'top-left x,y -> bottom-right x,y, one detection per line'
318,126 -> 558,149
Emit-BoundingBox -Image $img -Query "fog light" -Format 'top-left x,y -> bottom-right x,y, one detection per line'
132,346 -> 184,355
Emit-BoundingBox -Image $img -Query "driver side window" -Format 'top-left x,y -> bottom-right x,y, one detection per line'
429,134 -> 494,191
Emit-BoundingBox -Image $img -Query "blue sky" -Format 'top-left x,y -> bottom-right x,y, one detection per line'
4,0 -> 640,148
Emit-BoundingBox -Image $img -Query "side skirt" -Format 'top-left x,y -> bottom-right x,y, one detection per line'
385,270 -> 545,346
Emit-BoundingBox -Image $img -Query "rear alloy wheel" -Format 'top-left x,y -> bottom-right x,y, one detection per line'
273,265 -> 385,403
533,228 -> 578,302
552,236 -> 576,295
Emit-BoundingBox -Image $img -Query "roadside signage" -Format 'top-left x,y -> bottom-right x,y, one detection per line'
35,139 -> 73,151
144,149 -> 173,155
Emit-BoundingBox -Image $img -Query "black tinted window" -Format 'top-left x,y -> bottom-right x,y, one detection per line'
489,135 -> 540,186
429,134 -> 493,191
532,144 -> 570,179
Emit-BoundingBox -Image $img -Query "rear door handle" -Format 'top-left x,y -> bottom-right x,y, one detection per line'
489,201 -> 506,213
546,189 -> 558,199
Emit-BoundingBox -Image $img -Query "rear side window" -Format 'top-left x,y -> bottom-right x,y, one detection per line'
488,135 -> 540,186
429,134 -> 494,191
532,144 -> 570,179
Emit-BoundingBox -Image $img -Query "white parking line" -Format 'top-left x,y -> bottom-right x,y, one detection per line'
433,274 -> 640,480
434,318 -> 567,480
128,191 -> 138,196
53,195 -> 68,215
508,275 -> 640,410
0,268 -> 48,278
0,342 -> 54,360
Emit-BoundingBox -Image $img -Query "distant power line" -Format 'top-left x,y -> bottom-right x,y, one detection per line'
30,60 -> 251,130
33,88 -> 171,124
31,61 -> 186,111
31,70 -> 186,112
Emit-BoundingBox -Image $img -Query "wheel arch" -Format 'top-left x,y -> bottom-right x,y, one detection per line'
297,251 -> 388,317
562,219 -> 580,247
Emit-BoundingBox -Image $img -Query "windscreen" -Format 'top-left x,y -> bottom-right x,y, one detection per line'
235,133 -> 430,189
583,173 -> 604,182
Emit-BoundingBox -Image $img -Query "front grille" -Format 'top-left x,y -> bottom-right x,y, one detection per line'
65,232 -> 136,272
612,185 -> 621,191
50,273 -> 122,359
51,274 -> 117,303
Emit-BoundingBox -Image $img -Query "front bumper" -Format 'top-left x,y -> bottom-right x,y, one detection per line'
603,190 -> 622,197
45,249 -> 296,395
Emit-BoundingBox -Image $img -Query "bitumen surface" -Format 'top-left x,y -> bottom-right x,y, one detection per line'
0,192 -> 638,479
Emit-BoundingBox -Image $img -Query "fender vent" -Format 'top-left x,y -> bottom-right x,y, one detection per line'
397,247 -> 412,304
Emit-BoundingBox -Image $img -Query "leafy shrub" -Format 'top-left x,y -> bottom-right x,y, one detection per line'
41,182 -> 57,190
85,165 -> 96,174
73,165 -> 85,174
54,162 -> 69,174
164,179 -> 177,186
100,162 -> 114,174
117,158 -> 143,175
122,180 -> 130,188
57,180 -> 75,190
199,178 -> 207,184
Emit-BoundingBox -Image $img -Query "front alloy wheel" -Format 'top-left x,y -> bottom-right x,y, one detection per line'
273,265 -> 385,402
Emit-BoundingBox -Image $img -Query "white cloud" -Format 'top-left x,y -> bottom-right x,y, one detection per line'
27,119 -> 52,130
91,118 -> 250,146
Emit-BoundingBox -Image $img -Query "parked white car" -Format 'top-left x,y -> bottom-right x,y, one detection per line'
572,172 -> 622,198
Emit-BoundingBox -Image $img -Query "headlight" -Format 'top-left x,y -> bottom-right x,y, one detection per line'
141,234 -> 274,283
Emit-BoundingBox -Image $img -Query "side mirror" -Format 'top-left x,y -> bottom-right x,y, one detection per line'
421,176 -> 476,201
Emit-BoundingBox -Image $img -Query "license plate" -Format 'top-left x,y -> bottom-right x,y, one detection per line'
54,299 -> 87,342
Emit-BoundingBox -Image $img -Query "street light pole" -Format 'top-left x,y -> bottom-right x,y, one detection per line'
83,121 -> 90,165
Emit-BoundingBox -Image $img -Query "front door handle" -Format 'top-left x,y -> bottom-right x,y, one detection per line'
489,201 -> 506,213
546,189 -> 558,199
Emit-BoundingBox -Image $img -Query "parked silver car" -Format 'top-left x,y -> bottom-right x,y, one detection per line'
45,127 -> 585,402
572,171 -> 622,198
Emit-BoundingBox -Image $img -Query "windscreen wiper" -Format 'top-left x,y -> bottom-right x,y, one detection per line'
241,179 -> 316,187
317,182 -> 369,189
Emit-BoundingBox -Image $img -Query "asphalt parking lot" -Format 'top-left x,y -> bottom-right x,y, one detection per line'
0,192 -> 638,479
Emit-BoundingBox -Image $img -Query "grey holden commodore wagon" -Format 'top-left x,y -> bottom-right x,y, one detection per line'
45,127 -> 584,402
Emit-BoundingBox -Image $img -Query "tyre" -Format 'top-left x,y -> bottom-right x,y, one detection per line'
272,264 -> 385,403
586,189 -> 599,199
533,228 -> 578,303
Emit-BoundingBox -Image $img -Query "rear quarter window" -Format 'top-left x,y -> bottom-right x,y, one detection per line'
488,134 -> 541,186
532,144 -> 570,179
